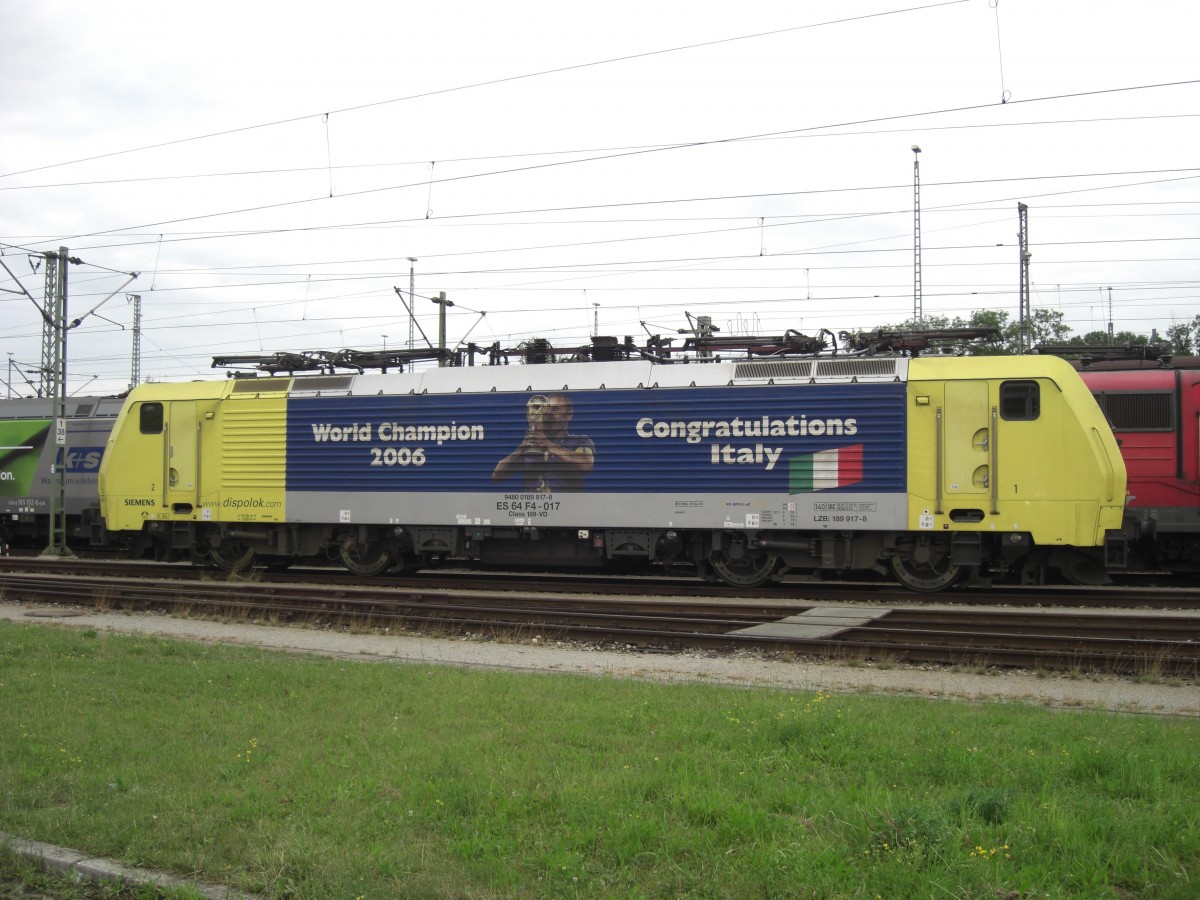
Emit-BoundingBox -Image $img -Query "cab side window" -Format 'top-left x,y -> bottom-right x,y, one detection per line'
1000,381 -> 1040,421
139,402 -> 164,434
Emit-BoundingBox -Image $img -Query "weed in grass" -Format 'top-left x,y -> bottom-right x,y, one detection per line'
960,787 -> 1013,825
227,566 -> 264,585
220,602 -> 253,624
864,804 -> 952,863
1133,649 -> 1170,681
1136,651 -> 1197,686
967,840 -> 1012,861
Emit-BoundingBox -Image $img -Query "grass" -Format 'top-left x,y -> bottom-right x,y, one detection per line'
0,620 -> 1197,899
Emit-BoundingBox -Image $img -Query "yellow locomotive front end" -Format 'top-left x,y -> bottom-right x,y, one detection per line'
98,380 -> 289,566
899,355 -> 1126,588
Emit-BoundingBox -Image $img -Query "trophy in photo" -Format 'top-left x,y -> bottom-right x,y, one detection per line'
525,395 -> 550,460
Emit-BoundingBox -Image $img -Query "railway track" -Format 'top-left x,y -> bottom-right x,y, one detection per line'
2,561 -> 1198,676
4,555 -> 1200,609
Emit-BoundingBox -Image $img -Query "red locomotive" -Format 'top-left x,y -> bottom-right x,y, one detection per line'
1074,356 -> 1200,574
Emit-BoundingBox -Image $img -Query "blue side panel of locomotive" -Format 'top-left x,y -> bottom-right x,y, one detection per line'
284,383 -> 907,495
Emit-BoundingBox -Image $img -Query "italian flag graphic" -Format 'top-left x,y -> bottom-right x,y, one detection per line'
788,443 -> 864,493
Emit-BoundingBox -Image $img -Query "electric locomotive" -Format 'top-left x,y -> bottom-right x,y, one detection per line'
96,330 -> 1127,591
0,395 -> 121,551
1077,357 -> 1200,574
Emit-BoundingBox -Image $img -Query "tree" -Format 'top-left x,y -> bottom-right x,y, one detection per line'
1165,317 -> 1199,356
964,310 -> 1011,354
1019,308 -> 1072,350
859,308 -> 1179,357
963,307 -> 1067,355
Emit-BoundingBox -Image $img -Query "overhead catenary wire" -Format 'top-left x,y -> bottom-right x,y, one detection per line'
990,0 -> 1010,104
7,229 -> 1190,309
0,0 -> 974,182
6,112 -> 1199,195
39,78 -> 1200,244
7,162 -> 1197,259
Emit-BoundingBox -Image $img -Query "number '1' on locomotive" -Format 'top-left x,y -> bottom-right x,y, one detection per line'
91,350 -> 1126,592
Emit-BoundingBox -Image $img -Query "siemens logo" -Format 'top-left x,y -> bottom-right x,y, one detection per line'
124,499 -> 156,507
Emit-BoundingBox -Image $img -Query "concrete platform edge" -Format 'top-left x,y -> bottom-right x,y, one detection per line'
0,830 -> 259,899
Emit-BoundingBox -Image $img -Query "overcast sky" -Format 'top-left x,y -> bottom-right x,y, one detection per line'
3,0 -> 1198,395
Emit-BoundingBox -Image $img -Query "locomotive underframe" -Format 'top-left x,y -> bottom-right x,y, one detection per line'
124,518 -> 1099,590
1121,507 -> 1200,572
3,507 -> 118,553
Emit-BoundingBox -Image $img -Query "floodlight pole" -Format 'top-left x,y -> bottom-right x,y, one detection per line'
912,145 -> 923,326
407,258 -> 417,351
1018,203 -> 1031,352
1104,286 -> 1113,343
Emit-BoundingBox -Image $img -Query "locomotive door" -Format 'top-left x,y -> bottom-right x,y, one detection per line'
165,401 -> 199,511
942,381 -> 991,508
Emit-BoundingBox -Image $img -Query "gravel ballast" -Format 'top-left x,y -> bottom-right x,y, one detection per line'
1,601 -> 1195,717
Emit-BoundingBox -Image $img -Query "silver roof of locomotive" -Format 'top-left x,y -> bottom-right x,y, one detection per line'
283,356 -> 912,397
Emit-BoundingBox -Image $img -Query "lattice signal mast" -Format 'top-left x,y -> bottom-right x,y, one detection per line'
39,253 -> 58,398
128,294 -> 142,390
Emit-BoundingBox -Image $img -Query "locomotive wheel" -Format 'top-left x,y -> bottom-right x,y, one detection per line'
339,542 -> 394,577
890,554 -> 965,592
709,551 -> 780,587
209,541 -> 255,573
